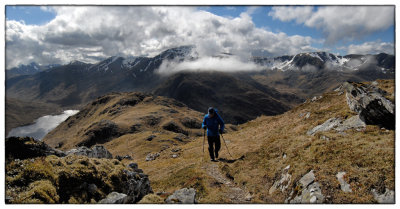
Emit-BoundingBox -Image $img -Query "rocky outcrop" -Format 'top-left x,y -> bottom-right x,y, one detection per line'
121,163 -> 153,203
6,155 -> 152,203
165,188 -> 197,204
145,135 -> 156,141
269,165 -> 292,194
371,188 -> 394,203
181,117 -> 202,129
307,118 -> 342,135
65,145 -> 113,159
287,170 -> 325,204
5,136 -> 65,160
342,82 -> 394,130
162,121 -> 189,136
335,115 -> 366,132
146,152 -> 160,161
307,115 -> 366,136
99,192 -> 128,204
78,120 -> 121,147
115,155 -> 133,161
336,172 -> 352,193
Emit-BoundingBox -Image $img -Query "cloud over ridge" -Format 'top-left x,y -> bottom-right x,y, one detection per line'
6,6 -> 317,68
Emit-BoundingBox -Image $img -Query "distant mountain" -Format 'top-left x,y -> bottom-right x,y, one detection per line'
6,62 -> 61,79
5,46 -> 394,126
254,52 -> 394,73
5,46 -> 195,108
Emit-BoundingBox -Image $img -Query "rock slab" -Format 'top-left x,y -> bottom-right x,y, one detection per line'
66,145 -> 113,159
336,172 -> 352,193
289,170 -> 325,204
99,192 -> 128,204
165,188 -> 196,204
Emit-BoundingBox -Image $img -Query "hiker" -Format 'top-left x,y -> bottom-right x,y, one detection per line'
202,107 -> 225,162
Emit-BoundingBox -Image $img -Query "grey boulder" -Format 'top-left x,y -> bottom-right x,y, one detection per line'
165,188 -> 197,204
66,145 -> 113,159
288,170 -> 325,204
342,82 -> 394,130
99,192 -> 128,204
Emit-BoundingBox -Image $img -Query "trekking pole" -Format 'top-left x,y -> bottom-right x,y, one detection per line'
220,133 -> 233,158
203,129 -> 205,156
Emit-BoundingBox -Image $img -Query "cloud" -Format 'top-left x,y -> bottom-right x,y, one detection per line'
157,56 -> 263,75
269,6 -> 394,45
340,41 -> 394,55
6,6 -> 318,69
269,6 -> 314,24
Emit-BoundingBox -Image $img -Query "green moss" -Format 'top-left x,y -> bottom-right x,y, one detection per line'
15,180 -> 59,203
6,155 -> 142,204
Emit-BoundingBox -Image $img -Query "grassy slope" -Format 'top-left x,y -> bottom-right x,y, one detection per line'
43,80 -> 394,203
137,79 -> 394,203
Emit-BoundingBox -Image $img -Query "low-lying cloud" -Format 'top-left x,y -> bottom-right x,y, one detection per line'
157,56 -> 263,75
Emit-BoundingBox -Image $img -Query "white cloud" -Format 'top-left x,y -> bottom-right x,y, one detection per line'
6,6 -> 318,69
157,56 -> 263,74
269,6 -> 313,24
340,41 -> 394,55
269,6 -> 394,44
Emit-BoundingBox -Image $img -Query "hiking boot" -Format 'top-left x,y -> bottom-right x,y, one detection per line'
211,159 -> 218,162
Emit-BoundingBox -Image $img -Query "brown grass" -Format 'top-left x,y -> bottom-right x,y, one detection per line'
40,80 -> 394,203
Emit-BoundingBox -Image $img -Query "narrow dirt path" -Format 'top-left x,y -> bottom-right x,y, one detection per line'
202,162 -> 252,203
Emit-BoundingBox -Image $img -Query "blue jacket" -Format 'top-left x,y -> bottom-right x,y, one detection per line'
202,113 -> 225,136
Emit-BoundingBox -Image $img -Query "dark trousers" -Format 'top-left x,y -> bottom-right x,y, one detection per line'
207,135 -> 221,160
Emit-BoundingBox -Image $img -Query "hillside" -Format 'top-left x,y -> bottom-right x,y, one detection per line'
5,47 -> 394,126
154,71 -> 302,124
250,66 -> 394,99
43,91 -> 237,159
39,79 -> 394,203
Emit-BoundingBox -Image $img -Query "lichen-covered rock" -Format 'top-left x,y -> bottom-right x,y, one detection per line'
307,118 -> 342,136
336,172 -> 352,193
288,170 -> 325,204
99,192 -> 128,204
269,165 -> 292,194
335,115 -> 366,132
146,152 -> 160,161
342,82 -> 394,130
307,115 -> 366,135
165,188 -> 196,204
371,188 -> 394,203
65,145 -> 113,159
5,136 -> 65,161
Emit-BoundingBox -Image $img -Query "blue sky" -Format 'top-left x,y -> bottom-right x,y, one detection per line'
5,5 -> 395,67
6,6 -> 56,25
